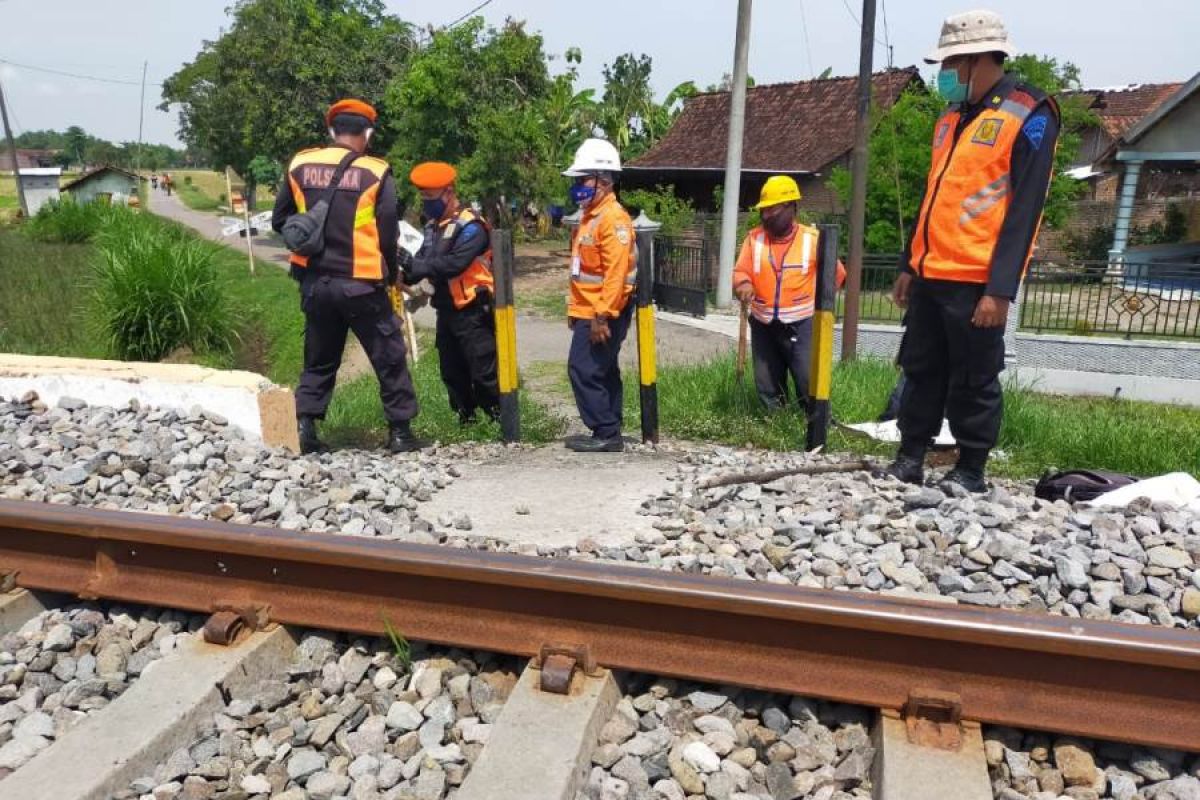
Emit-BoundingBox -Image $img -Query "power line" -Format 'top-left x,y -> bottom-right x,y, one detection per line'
797,0 -> 816,79
0,57 -> 164,88
839,0 -> 887,48
880,0 -> 894,68
444,0 -> 495,29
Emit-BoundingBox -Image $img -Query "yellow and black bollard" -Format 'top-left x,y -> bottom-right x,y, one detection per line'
806,224 -> 839,451
492,230 -> 520,443
634,230 -> 659,444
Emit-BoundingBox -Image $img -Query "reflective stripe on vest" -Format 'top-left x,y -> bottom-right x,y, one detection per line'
746,226 -> 817,324
441,209 -> 494,310
570,217 -> 637,286
909,85 -> 1054,284
285,147 -> 389,281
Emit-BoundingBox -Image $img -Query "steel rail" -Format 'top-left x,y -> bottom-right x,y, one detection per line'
0,500 -> 1197,750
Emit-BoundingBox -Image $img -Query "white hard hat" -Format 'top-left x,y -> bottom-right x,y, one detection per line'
563,137 -> 622,177
925,9 -> 1016,64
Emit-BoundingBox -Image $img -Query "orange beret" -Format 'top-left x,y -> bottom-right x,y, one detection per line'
409,162 -> 457,190
325,98 -> 377,126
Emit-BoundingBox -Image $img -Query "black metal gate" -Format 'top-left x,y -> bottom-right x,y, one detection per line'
652,236 -> 710,318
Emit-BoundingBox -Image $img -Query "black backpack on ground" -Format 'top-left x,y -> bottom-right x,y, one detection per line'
1034,469 -> 1140,503
280,150 -> 359,257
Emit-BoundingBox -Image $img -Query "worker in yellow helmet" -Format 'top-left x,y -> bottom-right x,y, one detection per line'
733,175 -> 844,411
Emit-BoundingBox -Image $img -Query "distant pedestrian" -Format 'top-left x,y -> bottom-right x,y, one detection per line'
163,173 -> 172,196
562,138 -> 635,453
271,98 -> 424,455
881,10 -> 1060,492
732,176 -> 845,412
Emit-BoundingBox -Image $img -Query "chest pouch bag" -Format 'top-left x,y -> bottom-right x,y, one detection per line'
281,150 -> 359,257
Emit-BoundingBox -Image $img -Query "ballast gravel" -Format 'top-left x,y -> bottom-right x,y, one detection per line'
0,603 -> 200,775
984,725 -> 1200,800
115,633 -> 522,800
578,675 -> 873,800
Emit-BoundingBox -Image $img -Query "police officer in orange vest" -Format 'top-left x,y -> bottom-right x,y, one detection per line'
734,176 -> 845,411
563,138 -> 636,453
402,162 -> 499,425
883,11 -> 1059,492
271,98 -> 423,455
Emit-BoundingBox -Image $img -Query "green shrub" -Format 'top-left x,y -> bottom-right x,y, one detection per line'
184,175 -> 193,186
93,213 -> 234,361
24,198 -> 111,244
621,185 -> 697,237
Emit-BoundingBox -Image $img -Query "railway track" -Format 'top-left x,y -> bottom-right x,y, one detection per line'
0,498 -> 1196,800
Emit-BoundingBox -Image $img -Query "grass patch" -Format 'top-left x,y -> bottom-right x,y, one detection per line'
520,287 -> 568,320
174,180 -> 222,212
25,197 -> 111,244
633,353 -> 1200,478
322,335 -> 565,447
172,170 -> 275,213
0,226 -> 105,357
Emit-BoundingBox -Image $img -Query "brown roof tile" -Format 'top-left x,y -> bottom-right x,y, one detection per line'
1065,83 -> 1183,140
628,67 -> 922,173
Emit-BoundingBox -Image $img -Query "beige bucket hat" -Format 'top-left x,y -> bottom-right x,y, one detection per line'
926,9 -> 1017,64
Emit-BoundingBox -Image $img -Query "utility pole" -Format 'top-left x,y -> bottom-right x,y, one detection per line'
840,0 -> 877,360
135,60 -> 148,177
0,78 -> 29,217
715,0 -> 753,309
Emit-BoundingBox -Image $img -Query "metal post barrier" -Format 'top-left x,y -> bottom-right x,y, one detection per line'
492,229 -> 520,443
806,224 -> 839,451
635,230 -> 659,444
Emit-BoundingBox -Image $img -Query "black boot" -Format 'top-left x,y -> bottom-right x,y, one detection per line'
387,421 -> 427,454
941,448 -> 988,493
567,435 -> 624,453
297,416 -> 326,455
877,453 -> 925,485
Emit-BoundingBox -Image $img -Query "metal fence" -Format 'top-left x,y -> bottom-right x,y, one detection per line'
855,257 -> 1200,340
652,236 -> 711,317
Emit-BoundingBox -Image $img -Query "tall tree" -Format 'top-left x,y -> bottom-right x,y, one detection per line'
383,17 -> 554,224
161,0 -> 413,194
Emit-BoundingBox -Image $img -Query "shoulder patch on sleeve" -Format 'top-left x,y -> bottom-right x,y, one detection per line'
1023,113 -> 1049,150
615,225 -> 631,246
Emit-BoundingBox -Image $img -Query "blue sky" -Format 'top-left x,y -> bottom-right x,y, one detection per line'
0,0 -> 1196,146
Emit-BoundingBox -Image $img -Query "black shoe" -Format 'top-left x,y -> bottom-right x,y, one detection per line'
940,466 -> 987,494
877,454 -> 925,485
298,416 -> 326,455
566,436 -> 623,453
388,422 -> 427,454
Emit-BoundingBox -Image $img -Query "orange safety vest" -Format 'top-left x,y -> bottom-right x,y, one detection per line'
569,193 -> 636,320
436,208 -> 494,310
910,83 -> 1058,284
285,146 -> 390,281
734,224 -> 845,324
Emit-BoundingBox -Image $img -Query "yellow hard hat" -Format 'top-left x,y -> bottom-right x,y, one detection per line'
754,175 -> 802,210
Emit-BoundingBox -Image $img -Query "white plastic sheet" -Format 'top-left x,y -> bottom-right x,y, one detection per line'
1087,472 -> 1200,513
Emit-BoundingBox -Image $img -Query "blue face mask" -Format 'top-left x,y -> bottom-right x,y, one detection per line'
569,183 -> 596,207
422,197 -> 447,220
936,67 -> 969,103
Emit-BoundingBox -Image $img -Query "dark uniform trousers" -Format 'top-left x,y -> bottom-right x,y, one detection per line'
568,302 -> 634,440
435,301 -> 500,421
296,274 -> 418,424
897,278 -> 1005,459
750,317 -> 813,411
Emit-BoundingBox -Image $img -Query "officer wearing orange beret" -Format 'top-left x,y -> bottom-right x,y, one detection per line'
403,162 -> 498,425
272,98 -> 424,454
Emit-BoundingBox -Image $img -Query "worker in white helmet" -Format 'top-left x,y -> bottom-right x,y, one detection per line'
881,9 -> 1060,493
562,138 -> 636,453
